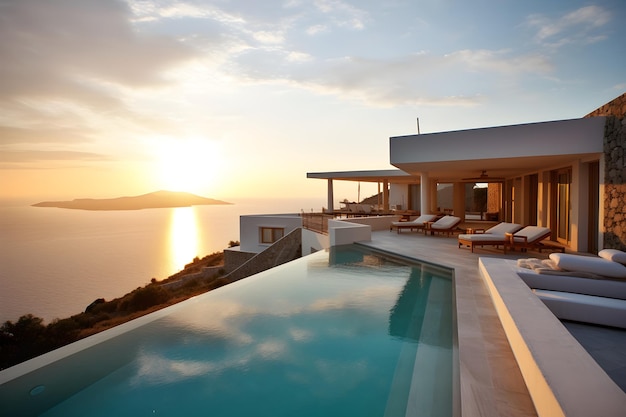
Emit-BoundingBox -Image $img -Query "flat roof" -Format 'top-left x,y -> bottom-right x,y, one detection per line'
307,169 -> 417,183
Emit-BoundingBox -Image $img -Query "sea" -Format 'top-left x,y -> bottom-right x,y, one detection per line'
0,198 -> 324,324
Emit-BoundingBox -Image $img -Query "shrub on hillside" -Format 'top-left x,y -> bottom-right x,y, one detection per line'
121,285 -> 170,312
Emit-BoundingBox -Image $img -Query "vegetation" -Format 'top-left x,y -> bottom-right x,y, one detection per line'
0,251 -> 227,370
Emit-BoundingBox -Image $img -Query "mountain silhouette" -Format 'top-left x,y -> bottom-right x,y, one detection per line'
32,190 -> 231,211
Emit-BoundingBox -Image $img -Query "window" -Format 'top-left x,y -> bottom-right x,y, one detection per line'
260,227 -> 284,244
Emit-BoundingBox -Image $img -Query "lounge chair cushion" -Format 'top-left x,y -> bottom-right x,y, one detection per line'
457,234 -> 508,242
458,222 -> 521,240
431,215 -> 460,229
549,253 -> 626,279
484,222 -> 522,235
391,214 -> 437,227
518,271 -> 626,300
598,249 -> 626,265
411,214 -> 438,224
533,289 -> 626,329
511,226 -> 550,243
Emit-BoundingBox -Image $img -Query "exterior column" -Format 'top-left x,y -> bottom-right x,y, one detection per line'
327,179 -> 334,214
383,179 -> 389,212
420,172 -> 431,214
453,182 -> 465,220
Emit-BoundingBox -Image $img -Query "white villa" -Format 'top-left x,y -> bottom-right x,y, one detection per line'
232,92 -> 625,260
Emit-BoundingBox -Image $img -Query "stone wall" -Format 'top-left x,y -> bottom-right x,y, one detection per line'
223,249 -> 256,273
223,228 -> 302,284
586,92 -> 626,250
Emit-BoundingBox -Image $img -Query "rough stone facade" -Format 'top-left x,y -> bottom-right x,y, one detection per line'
586,92 -> 626,250
223,228 -> 302,283
223,249 -> 256,273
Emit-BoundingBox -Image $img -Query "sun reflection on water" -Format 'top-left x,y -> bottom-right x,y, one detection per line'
168,207 -> 200,273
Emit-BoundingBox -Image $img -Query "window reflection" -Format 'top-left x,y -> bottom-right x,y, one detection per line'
169,207 -> 199,272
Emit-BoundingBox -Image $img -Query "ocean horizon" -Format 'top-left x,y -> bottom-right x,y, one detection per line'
0,197 -> 324,324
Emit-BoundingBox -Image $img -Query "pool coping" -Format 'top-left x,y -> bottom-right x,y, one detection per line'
479,257 -> 626,417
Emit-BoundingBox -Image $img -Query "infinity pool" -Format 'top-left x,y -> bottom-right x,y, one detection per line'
1,244 -> 457,416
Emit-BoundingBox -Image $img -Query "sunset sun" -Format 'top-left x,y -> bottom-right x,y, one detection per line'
151,136 -> 223,195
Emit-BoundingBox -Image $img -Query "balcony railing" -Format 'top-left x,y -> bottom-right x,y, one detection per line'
300,212 -> 332,234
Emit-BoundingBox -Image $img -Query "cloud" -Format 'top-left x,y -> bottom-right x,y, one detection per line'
313,0 -> 368,30
230,48 -> 552,107
526,5 -> 611,48
0,0 -> 199,148
0,150 -> 110,167
0,126 -> 94,145
129,0 -> 246,24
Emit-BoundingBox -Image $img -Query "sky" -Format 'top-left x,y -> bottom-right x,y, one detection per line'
1,0 -> 625,203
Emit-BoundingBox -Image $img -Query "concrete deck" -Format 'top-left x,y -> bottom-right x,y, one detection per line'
360,229 -> 626,417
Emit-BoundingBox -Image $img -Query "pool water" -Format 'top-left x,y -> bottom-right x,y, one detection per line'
5,244 -> 456,417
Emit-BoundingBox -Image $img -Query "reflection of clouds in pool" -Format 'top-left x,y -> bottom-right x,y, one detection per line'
308,285 -> 401,312
256,339 -> 287,359
289,327 -> 313,342
128,258 -> 415,388
131,352 -> 217,386
130,337 -> 287,387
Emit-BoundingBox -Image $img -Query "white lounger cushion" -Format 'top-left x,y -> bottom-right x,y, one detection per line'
598,249 -> 626,264
391,214 -> 437,227
457,234 -> 507,242
550,253 -> 626,279
534,289 -> 626,329
511,226 -> 550,243
431,215 -> 460,229
519,272 -> 626,300
484,222 -> 522,235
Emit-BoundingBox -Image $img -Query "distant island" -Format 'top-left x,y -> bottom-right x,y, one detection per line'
32,190 -> 232,211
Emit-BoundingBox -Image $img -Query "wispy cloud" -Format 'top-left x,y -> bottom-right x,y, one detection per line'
0,127 -> 94,145
313,0 -> 368,30
0,0 -> 199,149
229,48 -> 552,107
526,5 -> 611,48
128,0 -> 246,24
0,150 -> 110,164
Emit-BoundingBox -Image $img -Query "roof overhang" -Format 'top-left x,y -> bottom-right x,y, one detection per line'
307,169 -> 419,184
390,117 -> 606,183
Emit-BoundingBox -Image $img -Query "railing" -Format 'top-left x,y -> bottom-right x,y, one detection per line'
300,212 -> 333,234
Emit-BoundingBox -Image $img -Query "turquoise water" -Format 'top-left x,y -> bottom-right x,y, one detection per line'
8,245 -> 455,416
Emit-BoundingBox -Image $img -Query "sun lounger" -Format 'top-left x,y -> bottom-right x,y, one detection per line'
517,252 -> 626,328
518,271 -> 626,300
457,222 -> 522,252
390,214 -> 438,233
504,226 -> 552,253
427,215 -> 461,237
534,290 -> 626,329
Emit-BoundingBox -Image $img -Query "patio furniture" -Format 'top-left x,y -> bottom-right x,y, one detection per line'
504,226 -> 552,253
457,222 -> 523,252
427,215 -> 462,237
390,214 -> 438,233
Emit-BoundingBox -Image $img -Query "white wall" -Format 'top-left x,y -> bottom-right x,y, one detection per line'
391,117 -> 606,165
239,214 -> 302,253
389,183 -> 408,210
341,215 -> 399,231
328,219 -> 371,246
302,228 -> 329,255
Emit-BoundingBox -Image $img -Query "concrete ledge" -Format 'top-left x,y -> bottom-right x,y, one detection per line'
479,257 -> 626,417
328,219 -> 371,246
